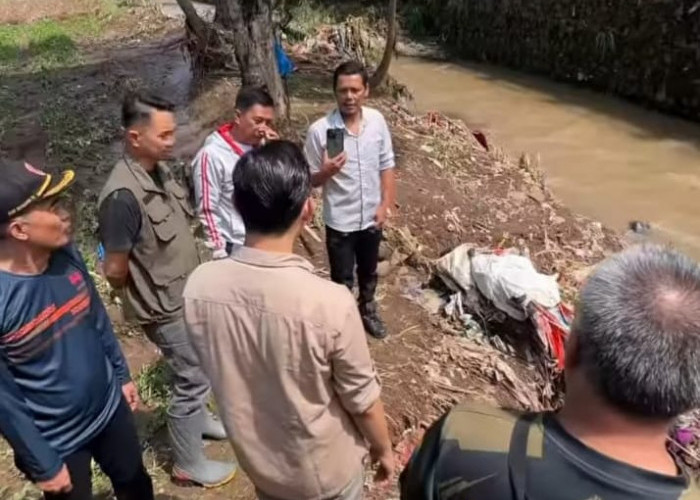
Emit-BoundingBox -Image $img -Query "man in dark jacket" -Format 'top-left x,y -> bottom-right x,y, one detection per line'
0,159 -> 153,500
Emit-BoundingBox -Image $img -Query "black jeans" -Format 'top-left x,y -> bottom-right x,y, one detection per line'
326,226 -> 382,308
39,398 -> 153,500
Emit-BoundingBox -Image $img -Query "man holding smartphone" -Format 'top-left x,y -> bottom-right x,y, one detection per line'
304,61 -> 397,339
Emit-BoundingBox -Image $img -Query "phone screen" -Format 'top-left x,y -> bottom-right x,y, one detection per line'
326,128 -> 344,159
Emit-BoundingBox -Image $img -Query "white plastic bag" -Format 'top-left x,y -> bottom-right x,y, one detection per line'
470,253 -> 560,321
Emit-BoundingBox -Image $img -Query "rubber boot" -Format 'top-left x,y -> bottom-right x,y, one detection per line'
202,408 -> 227,441
169,411 -> 236,488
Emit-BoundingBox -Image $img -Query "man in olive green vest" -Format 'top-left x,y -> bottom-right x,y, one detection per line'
98,92 -> 236,488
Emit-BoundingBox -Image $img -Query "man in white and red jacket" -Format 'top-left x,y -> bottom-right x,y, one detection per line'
192,87 -> 278,259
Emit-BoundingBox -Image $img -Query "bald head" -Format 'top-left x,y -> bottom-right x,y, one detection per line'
573,245 -> 700,418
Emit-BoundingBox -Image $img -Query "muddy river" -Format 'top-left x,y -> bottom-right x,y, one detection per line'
392,57 -> 700,258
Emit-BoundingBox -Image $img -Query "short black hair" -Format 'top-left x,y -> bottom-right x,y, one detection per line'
233,140 -> 311,235
122,92 -> 175,129
235,86 -> 275,112
333,60 -> 369,89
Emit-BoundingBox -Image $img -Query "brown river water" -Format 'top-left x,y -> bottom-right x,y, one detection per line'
391,56 -> 700,258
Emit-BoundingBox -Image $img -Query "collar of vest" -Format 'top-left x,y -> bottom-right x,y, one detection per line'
122,156 -> 170,195
217,123 -> 246,156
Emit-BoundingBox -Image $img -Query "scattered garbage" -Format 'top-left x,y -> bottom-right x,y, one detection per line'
629,220 -> 652,234
436,244 -> 571,371
399,274 -> 444,316
670,410 -> 700,476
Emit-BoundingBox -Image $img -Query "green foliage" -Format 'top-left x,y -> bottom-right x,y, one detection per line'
90,460 -> 113,497
281,0 -> 383,42
283,0 -> 335,42
402,5 -> 428,37
135,359 -> 172,434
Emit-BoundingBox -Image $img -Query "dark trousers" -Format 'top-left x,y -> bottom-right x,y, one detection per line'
42,398 -> 153,500
326,226 -> 382,308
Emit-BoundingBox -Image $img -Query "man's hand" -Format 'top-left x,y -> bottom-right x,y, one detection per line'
258,126 -> 279,145
371,448 -> 395,484
321,150 -> 347,178
374,203 -> 391,229
121,381 -> 141,412
37,464 -> 72,494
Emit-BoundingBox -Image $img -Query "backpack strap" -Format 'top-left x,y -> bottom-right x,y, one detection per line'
508,413 -> 536,500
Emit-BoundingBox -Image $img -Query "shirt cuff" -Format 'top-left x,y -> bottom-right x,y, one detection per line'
339,376 -> 382,415
31,456 -> 64,483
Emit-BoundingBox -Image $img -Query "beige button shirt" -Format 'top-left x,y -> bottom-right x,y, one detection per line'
183,247 -> 381,499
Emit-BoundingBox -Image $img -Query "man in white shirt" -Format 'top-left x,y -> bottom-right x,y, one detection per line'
192,87 -> 278,259
304,61 -> 397,339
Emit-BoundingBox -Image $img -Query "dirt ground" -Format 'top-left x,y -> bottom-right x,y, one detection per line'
0,3 -> 619,500
0,0 -> 104,25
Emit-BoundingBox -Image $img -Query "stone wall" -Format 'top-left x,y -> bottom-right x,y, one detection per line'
414,0 -> 700,119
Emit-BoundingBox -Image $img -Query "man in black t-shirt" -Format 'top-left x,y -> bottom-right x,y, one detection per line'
401,245 -> 700,500
98,190 -> 141,251
98,93 -> 235,488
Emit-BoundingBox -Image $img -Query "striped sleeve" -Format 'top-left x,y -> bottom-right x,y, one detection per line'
192,150 -> 227,257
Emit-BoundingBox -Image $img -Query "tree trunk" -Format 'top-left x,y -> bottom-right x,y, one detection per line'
215,0 -> 289,118
370,0 -> 398,90
175,0 -> 208,41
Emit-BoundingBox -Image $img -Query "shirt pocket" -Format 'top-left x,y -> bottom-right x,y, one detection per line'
145,196 -> 177,243
168,182 -> 194,218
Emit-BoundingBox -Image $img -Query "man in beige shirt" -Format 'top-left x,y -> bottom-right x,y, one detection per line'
183,140 -> 394,500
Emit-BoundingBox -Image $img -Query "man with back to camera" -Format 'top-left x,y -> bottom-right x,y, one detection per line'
401,245 -> 700,499
0,160 -> 153,499
305,61 -> 397,340
184,141 -> 395,500
192,86 -> 279,259
97,92 -> 235,488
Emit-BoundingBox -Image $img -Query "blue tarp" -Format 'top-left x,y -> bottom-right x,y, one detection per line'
275,40 -> 295,78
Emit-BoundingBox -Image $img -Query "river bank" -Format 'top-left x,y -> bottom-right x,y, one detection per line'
391,55 -> 700,260
0,2 -> 620,499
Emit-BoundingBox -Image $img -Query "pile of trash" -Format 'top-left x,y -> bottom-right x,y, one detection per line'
670,410 -> 700,476
434,244 -> 572,376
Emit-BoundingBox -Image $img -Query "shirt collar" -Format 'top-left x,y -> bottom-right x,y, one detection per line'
330,107 -> 367,136
217,123 -> 246,156
232,246 -> 314,272
122,155 -> 168,194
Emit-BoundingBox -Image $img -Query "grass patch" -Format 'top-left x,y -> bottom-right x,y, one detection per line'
0,0 -> 105,25
0,2 -> 120,72
135,359 -> 172,435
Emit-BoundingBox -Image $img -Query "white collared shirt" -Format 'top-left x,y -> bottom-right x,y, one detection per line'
304,107 -> 395,233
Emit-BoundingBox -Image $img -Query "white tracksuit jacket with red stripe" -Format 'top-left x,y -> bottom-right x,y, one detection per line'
192,124 -> 252,259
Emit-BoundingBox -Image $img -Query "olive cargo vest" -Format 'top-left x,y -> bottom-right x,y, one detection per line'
99,157 -> 200,324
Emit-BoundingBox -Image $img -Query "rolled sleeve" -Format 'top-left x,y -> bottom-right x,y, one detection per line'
378,117 -> 395,171
331,304 -> 381,415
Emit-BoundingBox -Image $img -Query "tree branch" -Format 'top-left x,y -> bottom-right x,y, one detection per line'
370,0 -> 398,90
176,0 -> 209,41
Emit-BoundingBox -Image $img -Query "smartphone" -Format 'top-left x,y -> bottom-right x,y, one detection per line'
326,128 -> 344,159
